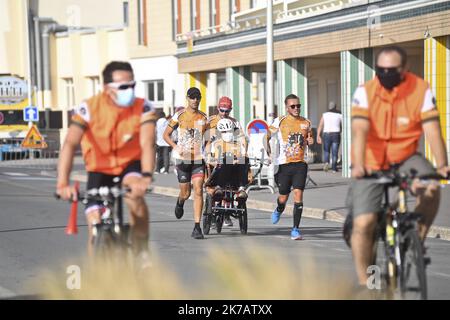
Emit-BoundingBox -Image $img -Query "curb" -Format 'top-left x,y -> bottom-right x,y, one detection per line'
71,174 -> 450,241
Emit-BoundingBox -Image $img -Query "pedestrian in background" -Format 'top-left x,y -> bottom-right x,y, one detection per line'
316,101 -> 342,173
156,111 -> 171,174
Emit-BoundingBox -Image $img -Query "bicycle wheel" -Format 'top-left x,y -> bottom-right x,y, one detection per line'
238,203 -> 248,235
370,221 -> 399,300
92,225 -> 115,260
399,228 -> 427,300
203,195 -> 212,235
203,213 -> 212,235
216,212 -> 224,234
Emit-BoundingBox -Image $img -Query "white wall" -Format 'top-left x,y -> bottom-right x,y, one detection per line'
131,56 -> 185,115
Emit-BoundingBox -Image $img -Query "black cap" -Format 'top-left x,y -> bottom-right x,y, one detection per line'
187,87 -> 201,99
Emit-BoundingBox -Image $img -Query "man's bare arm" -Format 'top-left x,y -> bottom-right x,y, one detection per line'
140,121 -> 156,174
423,120 -> 449,175
56,125 -> 84,199
163,125 -> 177,149
317,116 -> 324,144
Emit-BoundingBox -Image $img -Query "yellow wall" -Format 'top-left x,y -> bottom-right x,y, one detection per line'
127,0 -> 177,59
37,0 -> 123,28
55,29 -> 128,108
107,30 -> 129,62
81,33 -> 101,76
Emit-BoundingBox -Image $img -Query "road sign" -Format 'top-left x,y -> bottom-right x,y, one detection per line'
247,119 -> 269,135
0,76 -> 29,106
21,125 -> 48,149
23,106 -> 39,122
246,119 -> 270,159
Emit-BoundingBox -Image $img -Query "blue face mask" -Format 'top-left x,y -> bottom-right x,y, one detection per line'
114,88 -> 135,107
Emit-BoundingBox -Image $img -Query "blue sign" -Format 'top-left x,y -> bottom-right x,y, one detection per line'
23,106 -> 39,122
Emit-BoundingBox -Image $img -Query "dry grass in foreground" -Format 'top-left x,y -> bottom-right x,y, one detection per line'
34,245 -> 356,300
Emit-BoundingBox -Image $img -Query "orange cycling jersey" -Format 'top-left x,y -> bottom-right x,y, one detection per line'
168,108 -> 207,161
351,72 -> 439,170
269,115 -> 312,165
71,92 -> 156,175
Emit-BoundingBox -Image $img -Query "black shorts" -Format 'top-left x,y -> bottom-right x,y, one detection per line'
275,162 -> 308,195
85,161 -> 142,213
175,160 -> 205,183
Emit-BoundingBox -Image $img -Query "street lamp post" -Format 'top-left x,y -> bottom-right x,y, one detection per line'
266,0 -> 274,125
24,0 -> 33,127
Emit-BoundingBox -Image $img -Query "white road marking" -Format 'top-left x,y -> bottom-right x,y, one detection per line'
429,271 -> 450,279
2,172 -> 29,176
5,177 -> 55,181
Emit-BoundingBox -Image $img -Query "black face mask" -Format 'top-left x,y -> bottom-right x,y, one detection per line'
375,67 -> 403,90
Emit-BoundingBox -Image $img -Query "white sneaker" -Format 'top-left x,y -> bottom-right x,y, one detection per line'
224,216 -> 233,227
160,168 -> 166,173
323,163 -> 329,172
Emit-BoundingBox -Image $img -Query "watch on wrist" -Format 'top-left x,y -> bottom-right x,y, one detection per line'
141,172 -> 153,178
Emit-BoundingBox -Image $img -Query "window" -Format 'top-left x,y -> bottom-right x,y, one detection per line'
174,0 -> 182,36
137,0 -> 147,45
190,0 -> 196,31
172,0 -> 177,39
190,0 -> 201,31
123,1 -> 129,26
62,78 -> 75,108
87,76 -> 101,96
229,0 -> 240,19
217,73 -> 227,100
145,80 -> 164,104
209,0 -> 217,27
326,80 -> 338,109
250,0 -> 264,9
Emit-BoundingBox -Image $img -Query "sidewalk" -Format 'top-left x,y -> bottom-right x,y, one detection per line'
70,161 -> 450,240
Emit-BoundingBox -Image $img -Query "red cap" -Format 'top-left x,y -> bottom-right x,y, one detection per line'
218,96 -> 232,109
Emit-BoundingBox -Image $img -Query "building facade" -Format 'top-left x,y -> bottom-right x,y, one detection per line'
1,0 -> 449,176
174,0 -> 450,177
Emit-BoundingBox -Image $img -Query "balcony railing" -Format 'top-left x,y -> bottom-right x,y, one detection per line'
176,0 -> 370,43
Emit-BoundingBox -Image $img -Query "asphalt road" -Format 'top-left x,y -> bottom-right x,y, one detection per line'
1,168 -> 450,299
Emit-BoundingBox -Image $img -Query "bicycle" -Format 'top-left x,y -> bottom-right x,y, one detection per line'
57,177 -> 151,263
343,168 -> 448,300
80,179 -> 132,260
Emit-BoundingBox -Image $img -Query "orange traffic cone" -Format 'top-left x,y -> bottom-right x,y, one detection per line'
65,181 -> 79,235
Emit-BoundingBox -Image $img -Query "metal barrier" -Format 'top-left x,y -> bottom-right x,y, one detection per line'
0,138 -> 60,170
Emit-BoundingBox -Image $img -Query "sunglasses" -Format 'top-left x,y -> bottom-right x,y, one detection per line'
108,81 -> 136,90
289,104 -> 301,109
219,108 -> 231,113
188,95 -> 202,100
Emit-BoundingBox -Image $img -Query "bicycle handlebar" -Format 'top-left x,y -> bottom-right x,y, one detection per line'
363,171 -> 449,185
55,186 -> 153,202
